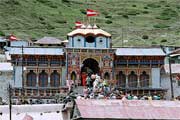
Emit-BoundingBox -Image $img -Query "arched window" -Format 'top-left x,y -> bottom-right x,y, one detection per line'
27,70 -> 36,87
118,71 -> 126,88
50,70 -> 60,87
39,70 -> 48,87
128,71 -> 137,88
71,71 -> 76,81
104,72 -> 110,80
140,71 -> 149,87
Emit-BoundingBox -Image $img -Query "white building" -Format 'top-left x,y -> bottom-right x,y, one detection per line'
0,63 -> 13,102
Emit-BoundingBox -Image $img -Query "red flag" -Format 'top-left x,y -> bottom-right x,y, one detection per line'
86,9 -> 99,17
75,21 -> 83,28
9,34 -> 17,41
23,114 -> 33,120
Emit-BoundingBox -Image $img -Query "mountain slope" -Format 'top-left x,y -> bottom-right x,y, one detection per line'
0,0 -> 180,46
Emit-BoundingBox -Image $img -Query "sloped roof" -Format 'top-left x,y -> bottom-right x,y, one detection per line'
164,64 -> 180,74
0,63 -> 13,71
34,37 -> 63,44
115,48 -> 165,56
10,47 -> 64,55
75,99 -> 180,119
67,28 -> 111,37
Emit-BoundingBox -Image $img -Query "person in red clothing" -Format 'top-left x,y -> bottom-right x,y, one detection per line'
81,72 -> 87,86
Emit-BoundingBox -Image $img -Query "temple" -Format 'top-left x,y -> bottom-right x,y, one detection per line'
7,24 -> 169,101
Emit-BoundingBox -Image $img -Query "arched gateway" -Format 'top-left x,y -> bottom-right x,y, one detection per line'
81,58 -> 100,86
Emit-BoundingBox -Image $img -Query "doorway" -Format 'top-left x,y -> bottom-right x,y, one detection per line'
80,58 -> 100,86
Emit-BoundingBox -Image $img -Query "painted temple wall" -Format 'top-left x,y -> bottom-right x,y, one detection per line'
69,35 -> 109,48
73,35 -> 84,48
96,36 -> 107,48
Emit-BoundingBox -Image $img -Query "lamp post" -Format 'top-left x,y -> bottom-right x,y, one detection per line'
168,55 -> 174,99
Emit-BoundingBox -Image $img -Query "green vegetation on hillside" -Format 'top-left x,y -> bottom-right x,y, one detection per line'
0,0 -> 180,46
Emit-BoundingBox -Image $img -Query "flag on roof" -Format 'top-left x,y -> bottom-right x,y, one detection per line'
75,21 -> 83,28
9,34 -> 17,41
22,114 -> 33,120
86,9 -> 99,17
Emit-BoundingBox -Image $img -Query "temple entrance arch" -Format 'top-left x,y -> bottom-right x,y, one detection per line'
81,58 -> 100,86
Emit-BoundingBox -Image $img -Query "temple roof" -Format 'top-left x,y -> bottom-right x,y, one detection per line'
67,25 -> 111,37
9,47 -> 64,55
34,37 -> 63,44
115,48 -> 165,56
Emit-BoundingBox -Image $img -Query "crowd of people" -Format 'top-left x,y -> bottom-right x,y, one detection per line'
73,73 -> 165,100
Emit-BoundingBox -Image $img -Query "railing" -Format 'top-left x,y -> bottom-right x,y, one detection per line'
12,87 -> 69,98
11,60 -> 65,66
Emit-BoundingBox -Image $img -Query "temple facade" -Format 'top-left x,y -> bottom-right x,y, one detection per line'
8,25 -> 168,101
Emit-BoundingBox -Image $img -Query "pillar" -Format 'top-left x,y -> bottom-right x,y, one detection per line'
36,73 -> 39,87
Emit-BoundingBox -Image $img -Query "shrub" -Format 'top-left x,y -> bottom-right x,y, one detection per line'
62,0 -> 70,3
161,8 -> 178,17
142,11 -> 149,14
39,17 -> 45,21
144,7 -> 148,9
105,15 -> 112,18
147,3 -> 161,8
161,39 -> 167,42
152,41 -> 157,44
153,23 -> 169,28
105,20 -> 112,24
55,20 -> 67,24
142,35 -> 149,39
127,10 -> 139,15
80,9 -> 86,15
156,16 -> 171,20
132,5 -> 136,7
122,14 -> 129,19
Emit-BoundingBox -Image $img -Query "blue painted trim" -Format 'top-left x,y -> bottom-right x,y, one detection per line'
95,38 -> 96,47
106,37 -> 108,48
72,37 -> 74,47
84,38 -> 86,47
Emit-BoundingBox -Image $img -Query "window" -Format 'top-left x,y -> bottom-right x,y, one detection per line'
128,71 -> 137,87
26,70 -> 36,87
118,71 -> 126,88
140,71 -> 149,87
50,70 -> 60,87
86,36 -> 95,43
39,70 -> 48,87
